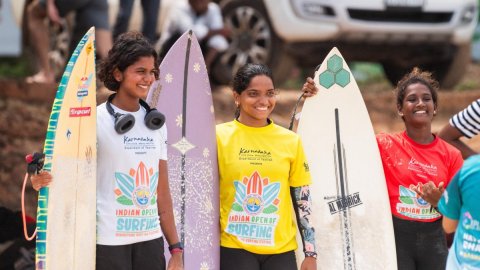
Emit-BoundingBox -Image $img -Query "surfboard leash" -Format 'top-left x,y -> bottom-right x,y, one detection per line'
21,152 -> 45,241
288,92 -> 306,131
288,92 -> 308,257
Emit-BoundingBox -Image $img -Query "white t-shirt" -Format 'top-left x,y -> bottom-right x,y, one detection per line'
159,2 -> 228,51
96,102 -> 167,245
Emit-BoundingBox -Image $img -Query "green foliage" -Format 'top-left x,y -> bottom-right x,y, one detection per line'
0,56 -> 31,78
351,62 -> 385,83
455,78 -> 480,91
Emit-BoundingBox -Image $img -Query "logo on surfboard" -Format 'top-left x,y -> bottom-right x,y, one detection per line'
327,192 -> 363,214
226,171 -> 280,246
319,54 -> 351,89
114,162 -> 158,209
77,73 -> 93,98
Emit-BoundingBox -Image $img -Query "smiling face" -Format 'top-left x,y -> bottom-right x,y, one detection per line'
234,75 -> 277,127
398,82 -> 437,128
114,56 -> 157,101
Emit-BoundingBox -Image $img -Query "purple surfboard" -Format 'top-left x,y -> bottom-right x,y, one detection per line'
146,31 -> 219,269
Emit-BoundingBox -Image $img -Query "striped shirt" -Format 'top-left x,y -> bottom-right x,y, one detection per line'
449,99 -> 480,138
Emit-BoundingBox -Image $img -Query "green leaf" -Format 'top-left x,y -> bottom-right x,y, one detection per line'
263,205 -> 278,214
117,195 -> 133,205
231,203 -> 243,212
399,196 -> 414,205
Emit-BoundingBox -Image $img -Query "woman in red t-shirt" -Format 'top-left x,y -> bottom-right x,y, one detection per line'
376,67 -> 463,270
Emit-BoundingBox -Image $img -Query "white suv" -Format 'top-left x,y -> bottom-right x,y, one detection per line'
216,0 -> 478,88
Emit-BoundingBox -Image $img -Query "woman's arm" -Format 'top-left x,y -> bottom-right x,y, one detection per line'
438,124 -> 477,159
442,216 -> 459,234
292,185 -> 317,254
157,159 -> 183,270
292,185 -> 317,270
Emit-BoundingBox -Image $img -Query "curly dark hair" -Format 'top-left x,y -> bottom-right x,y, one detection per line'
98,31 -> 159,91
232,63 -> 273,94
395,67 -> 439,110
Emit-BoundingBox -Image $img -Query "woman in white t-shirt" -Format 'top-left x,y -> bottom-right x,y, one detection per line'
31,31 -> 183,270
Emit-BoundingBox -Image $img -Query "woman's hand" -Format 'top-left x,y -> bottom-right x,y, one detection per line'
30,171 -> 53,191
300,256 -> 317,270
302,77 -> 318,98
410,181 -> 445,207
167,253 -> 183,270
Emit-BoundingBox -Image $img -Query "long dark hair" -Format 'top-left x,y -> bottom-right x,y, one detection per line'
98,31 -> 159,91
232,63 -> 274,94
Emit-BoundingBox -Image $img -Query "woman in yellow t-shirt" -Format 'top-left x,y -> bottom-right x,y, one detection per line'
216,63 -> 318,270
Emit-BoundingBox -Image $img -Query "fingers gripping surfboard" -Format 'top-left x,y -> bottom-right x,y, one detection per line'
36,27 -> 97,270
147,31 -> 220,270
295,48 -> 397,269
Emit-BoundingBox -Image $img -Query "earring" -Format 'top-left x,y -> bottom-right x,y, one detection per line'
398,112 -> 404,116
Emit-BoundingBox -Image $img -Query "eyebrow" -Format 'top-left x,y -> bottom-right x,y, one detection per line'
245,88 -> 275,92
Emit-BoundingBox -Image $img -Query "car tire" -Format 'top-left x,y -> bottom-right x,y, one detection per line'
216,0 -> 294,85
382,44 -> 471,90
435,43 -> 471,89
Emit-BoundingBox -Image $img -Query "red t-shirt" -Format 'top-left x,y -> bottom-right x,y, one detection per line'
376,131 -> 463,222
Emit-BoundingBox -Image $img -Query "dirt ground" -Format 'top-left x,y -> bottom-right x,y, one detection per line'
1,63 -> 480,217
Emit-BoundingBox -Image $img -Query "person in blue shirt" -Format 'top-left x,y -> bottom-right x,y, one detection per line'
438,154 -> 480,269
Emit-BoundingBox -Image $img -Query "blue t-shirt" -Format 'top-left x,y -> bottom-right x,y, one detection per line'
439,155 -> 480,269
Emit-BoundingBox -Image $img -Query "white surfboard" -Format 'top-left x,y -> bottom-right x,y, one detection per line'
295,47 -> 397,269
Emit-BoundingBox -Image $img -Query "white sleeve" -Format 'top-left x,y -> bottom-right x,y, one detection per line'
208,3 -> 224,30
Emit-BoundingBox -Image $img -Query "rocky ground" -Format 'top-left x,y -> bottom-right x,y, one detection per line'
1,63 -> 480,217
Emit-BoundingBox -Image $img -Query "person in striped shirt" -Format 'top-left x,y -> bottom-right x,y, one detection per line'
438,98 -> 480,159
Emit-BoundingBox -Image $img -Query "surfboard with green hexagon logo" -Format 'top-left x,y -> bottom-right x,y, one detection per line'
295,47 -> 397,269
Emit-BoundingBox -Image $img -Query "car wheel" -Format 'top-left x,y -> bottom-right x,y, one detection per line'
215,0 -> 294,85
434,44 -> 470,89
382,62 -> 409,87
382,44 -> 470,90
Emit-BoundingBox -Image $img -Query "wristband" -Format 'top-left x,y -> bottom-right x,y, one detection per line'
170,247 -> 183,254
305,251 -> 317,258
168,242 -> 184,252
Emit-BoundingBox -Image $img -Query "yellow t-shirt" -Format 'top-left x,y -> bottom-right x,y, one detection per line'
216,120 -> 311,254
